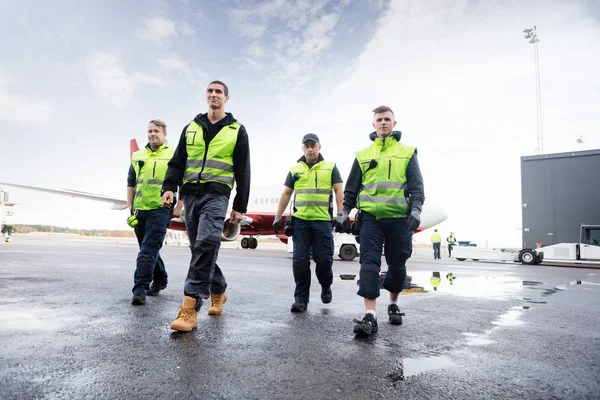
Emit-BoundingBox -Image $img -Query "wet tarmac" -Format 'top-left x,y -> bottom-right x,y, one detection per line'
1,236 -> 600,399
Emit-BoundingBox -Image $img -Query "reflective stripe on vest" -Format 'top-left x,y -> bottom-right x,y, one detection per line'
132,143 -> 175,210
356,138 -> 416,219
183,121 -> 239,189
291,160 -> 335,221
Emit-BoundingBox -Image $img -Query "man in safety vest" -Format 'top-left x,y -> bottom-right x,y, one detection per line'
273,134 -> 344,313
447,232 -> 457,257
127,119 -> 177,305
1,210 -> 16,243
161,80 -> 251,332
338,105 -> 425,337
431,229 -> 442,259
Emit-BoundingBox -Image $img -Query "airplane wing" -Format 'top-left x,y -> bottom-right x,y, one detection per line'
0,182 -> 128,210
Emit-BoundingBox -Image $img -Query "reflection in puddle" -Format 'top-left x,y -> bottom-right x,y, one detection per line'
386,355 -> 455,383
408,271 -> 524,300
462,332 -> 495,346
492,306 -> 524,327
0,308 -> 78,331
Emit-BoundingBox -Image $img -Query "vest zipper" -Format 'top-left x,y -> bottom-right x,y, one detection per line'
153,161 -> 157,177
197,120 -> 210,181
315,171 -> 318,188
388,159 -> 391,180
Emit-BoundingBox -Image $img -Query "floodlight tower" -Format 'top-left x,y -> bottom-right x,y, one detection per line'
523,26 -> 544,154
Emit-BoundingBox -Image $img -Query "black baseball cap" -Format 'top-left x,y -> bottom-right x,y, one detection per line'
302,133 -> 320,144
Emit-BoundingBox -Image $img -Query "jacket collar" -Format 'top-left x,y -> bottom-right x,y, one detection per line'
368,130 -> 402,142
297,153 -> 325,163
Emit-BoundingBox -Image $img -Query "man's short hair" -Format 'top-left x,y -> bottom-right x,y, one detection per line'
372,105 -> 394,115
208,80 -> 229,96
149,119 -> 167,132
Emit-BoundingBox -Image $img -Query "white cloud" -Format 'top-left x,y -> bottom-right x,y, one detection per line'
178,21 -> 195,36
157,53 -> 208,83
244,42 -> 265,58
158,53 -> 192,74
0,68 -> 54,124
85,51 -> 165,109
233,1 -> 347,92
137,17 -> 177,43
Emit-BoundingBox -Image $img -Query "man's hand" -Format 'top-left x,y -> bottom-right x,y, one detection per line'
172,199 -> 183,219
162,191 -> 174,208
406,208 -> 421,232
272,215 -> 282,234
335,211 -> 351,233
229,210 -> 243,225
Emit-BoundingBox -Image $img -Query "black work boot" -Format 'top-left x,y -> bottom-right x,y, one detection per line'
387,304 -> 405,325
146,282 -> 167,297
353,313 -> 378,336
290,302 -> 307,313
321,286 -> 332,304
131,292 -> 146,305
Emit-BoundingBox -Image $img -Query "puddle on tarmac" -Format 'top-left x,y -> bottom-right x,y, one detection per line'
407,271 -> 524,300
386,355 -> 454,383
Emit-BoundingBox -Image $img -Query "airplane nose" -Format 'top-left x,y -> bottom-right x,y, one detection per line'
419,203 -> 448,229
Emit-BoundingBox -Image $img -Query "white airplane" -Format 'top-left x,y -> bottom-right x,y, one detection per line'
0,180 -> 447,248
0,138 -> 447,248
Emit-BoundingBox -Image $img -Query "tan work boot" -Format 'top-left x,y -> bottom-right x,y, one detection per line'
208,292 -> 227,315
170,296 -> 199,332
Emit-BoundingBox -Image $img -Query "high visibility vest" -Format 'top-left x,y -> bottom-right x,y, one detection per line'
291,160 -> 335,221
356,137 -> 415,219
183,121 -> 240,189
447,236 -> 456,244
132,143 -> 174,210
431,232 -> 442,243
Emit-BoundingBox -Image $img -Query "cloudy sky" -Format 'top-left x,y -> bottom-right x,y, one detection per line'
1,0 -> 599,246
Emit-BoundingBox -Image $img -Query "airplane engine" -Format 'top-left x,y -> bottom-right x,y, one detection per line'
222,218 -> 242,241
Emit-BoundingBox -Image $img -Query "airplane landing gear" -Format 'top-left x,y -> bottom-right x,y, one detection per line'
240,236 -> 258,249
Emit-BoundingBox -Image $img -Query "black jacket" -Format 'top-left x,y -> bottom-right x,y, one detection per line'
162,112 -> 251,213
343,131 -> 425,214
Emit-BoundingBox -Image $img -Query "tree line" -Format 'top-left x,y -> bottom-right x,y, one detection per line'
10,225 -> 136,237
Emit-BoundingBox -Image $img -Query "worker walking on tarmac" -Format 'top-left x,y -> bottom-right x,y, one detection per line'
273,133 -> 344,313
127,119 -> 178,305
337,105 -> 425,337
447,232 -> 457,257
162,80 -> 251,332
1,210 -> 16,243
431,229 -> 442,259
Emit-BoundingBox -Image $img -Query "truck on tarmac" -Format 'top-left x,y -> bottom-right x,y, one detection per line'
452,224 -> 600,267
287,232 -> 359,261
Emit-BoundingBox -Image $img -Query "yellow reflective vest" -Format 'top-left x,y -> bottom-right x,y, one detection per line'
183,121 -> 240,189
132,143 -> 175,210
431,232 -> 442,243
356,137 -> 416,219
291,160 -> 335,221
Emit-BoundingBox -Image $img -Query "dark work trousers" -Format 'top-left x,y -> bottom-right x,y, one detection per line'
433,242 -> 441,259
358,211 -> 412,299
181,192 -> 228,303
292,218 -> 334,304
448,243 -> 454,257
132,208 -> 171,294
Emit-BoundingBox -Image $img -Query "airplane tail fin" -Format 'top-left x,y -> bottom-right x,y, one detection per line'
130,139 -> 139,161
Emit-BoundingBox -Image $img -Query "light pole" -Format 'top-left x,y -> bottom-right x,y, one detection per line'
523,26 -> 544,154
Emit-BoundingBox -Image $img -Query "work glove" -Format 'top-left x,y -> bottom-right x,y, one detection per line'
406,208 -> 421,232
273,215 -> 282,234
335,211 -> 351,233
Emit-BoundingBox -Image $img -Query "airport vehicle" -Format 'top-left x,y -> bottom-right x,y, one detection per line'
453,225 -> 600,266
287,232 -> 359,261
0,141 -> 448,249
